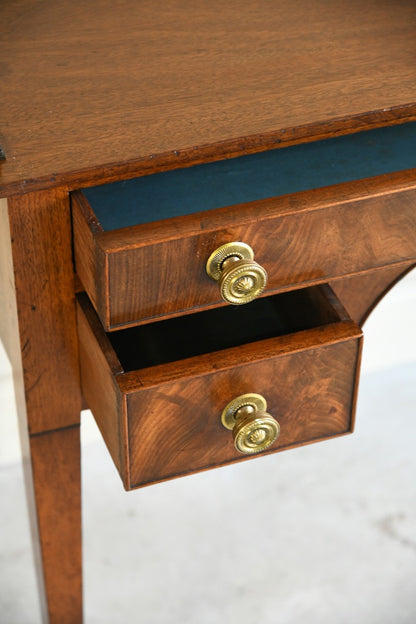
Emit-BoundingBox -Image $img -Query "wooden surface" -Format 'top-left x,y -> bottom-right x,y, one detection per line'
331,262 -> 416,326
0,194 -> 82,622
73,172 -> 416,329
1,2 -> 416,618
125,336 -> 361,489
1,0 -> 416,196
28,429 -> 82,624
7,190 -> 81,433
77,286 -> 362,489
77,293 -> 125,477
72,192 -> 107,324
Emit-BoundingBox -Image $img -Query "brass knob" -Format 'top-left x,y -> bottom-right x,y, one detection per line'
221,393 -> 280,455
206,242 -> 267,305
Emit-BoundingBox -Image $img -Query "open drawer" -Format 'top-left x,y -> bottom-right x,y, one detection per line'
72,123 -> 416,331
77,285 -> 362,490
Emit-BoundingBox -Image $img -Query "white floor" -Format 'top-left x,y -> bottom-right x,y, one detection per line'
1,271 -> 416,623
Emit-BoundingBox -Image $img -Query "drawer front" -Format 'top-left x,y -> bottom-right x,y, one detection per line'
73,176 -> 416,330
123,339 -> 360,489
77,286 -> 362,490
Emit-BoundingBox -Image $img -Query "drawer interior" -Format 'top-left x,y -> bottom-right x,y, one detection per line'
83,122 -> 416,230
106,285 -> 347,371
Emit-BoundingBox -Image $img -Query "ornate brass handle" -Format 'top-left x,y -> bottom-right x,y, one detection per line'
206,242 -> 267,304
221,393 -> 280,454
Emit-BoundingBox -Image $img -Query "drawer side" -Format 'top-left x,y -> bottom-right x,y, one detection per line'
72,192 -> 110,327
77,296 -> 125,478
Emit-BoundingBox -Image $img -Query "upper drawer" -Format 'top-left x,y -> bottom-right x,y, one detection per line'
72,123 -> 416,331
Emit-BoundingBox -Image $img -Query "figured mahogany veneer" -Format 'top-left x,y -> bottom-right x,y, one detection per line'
1,0 -> 416,197
2,1 -> 416,621
77,285 -> 362,490
73,172 -> 416,330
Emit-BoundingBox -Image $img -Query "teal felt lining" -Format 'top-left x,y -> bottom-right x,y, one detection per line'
84,122 -> 416,231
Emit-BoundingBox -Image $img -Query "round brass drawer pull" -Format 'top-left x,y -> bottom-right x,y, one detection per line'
221,393 -> 280,454
206,242 -> 267,305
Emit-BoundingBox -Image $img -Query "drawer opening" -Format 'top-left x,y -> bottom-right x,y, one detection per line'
72,122 -> 416,332
82,122 -> 416,231
106,285 -> 347,372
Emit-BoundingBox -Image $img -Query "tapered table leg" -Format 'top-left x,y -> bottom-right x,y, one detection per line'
0,191 -> 83,623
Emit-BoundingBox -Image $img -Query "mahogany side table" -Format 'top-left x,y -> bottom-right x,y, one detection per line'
1,2 -> 416,622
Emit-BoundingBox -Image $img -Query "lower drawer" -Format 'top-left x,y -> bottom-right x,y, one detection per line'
77,286 -> 362,490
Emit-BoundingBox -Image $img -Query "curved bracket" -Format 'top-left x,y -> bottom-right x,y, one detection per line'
330,262 -> 416,327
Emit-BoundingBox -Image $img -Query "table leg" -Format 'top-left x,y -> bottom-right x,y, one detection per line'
0,191 -> 83,623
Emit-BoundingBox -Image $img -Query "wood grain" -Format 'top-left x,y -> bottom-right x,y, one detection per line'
0,194 -> 82,622
29,428 -> 82,624
7,189 -> 81,432
71,191 -> 108,325
1,2 -> 415,616
125,338 -> 361,488
1,0 -> 416,196
331,262 -> 416,326
76,293 -> 126,477
77,287 -> 362,489
73,172 -> 416,330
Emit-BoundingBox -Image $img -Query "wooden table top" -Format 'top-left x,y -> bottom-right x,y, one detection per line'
1,0 -> 415,196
